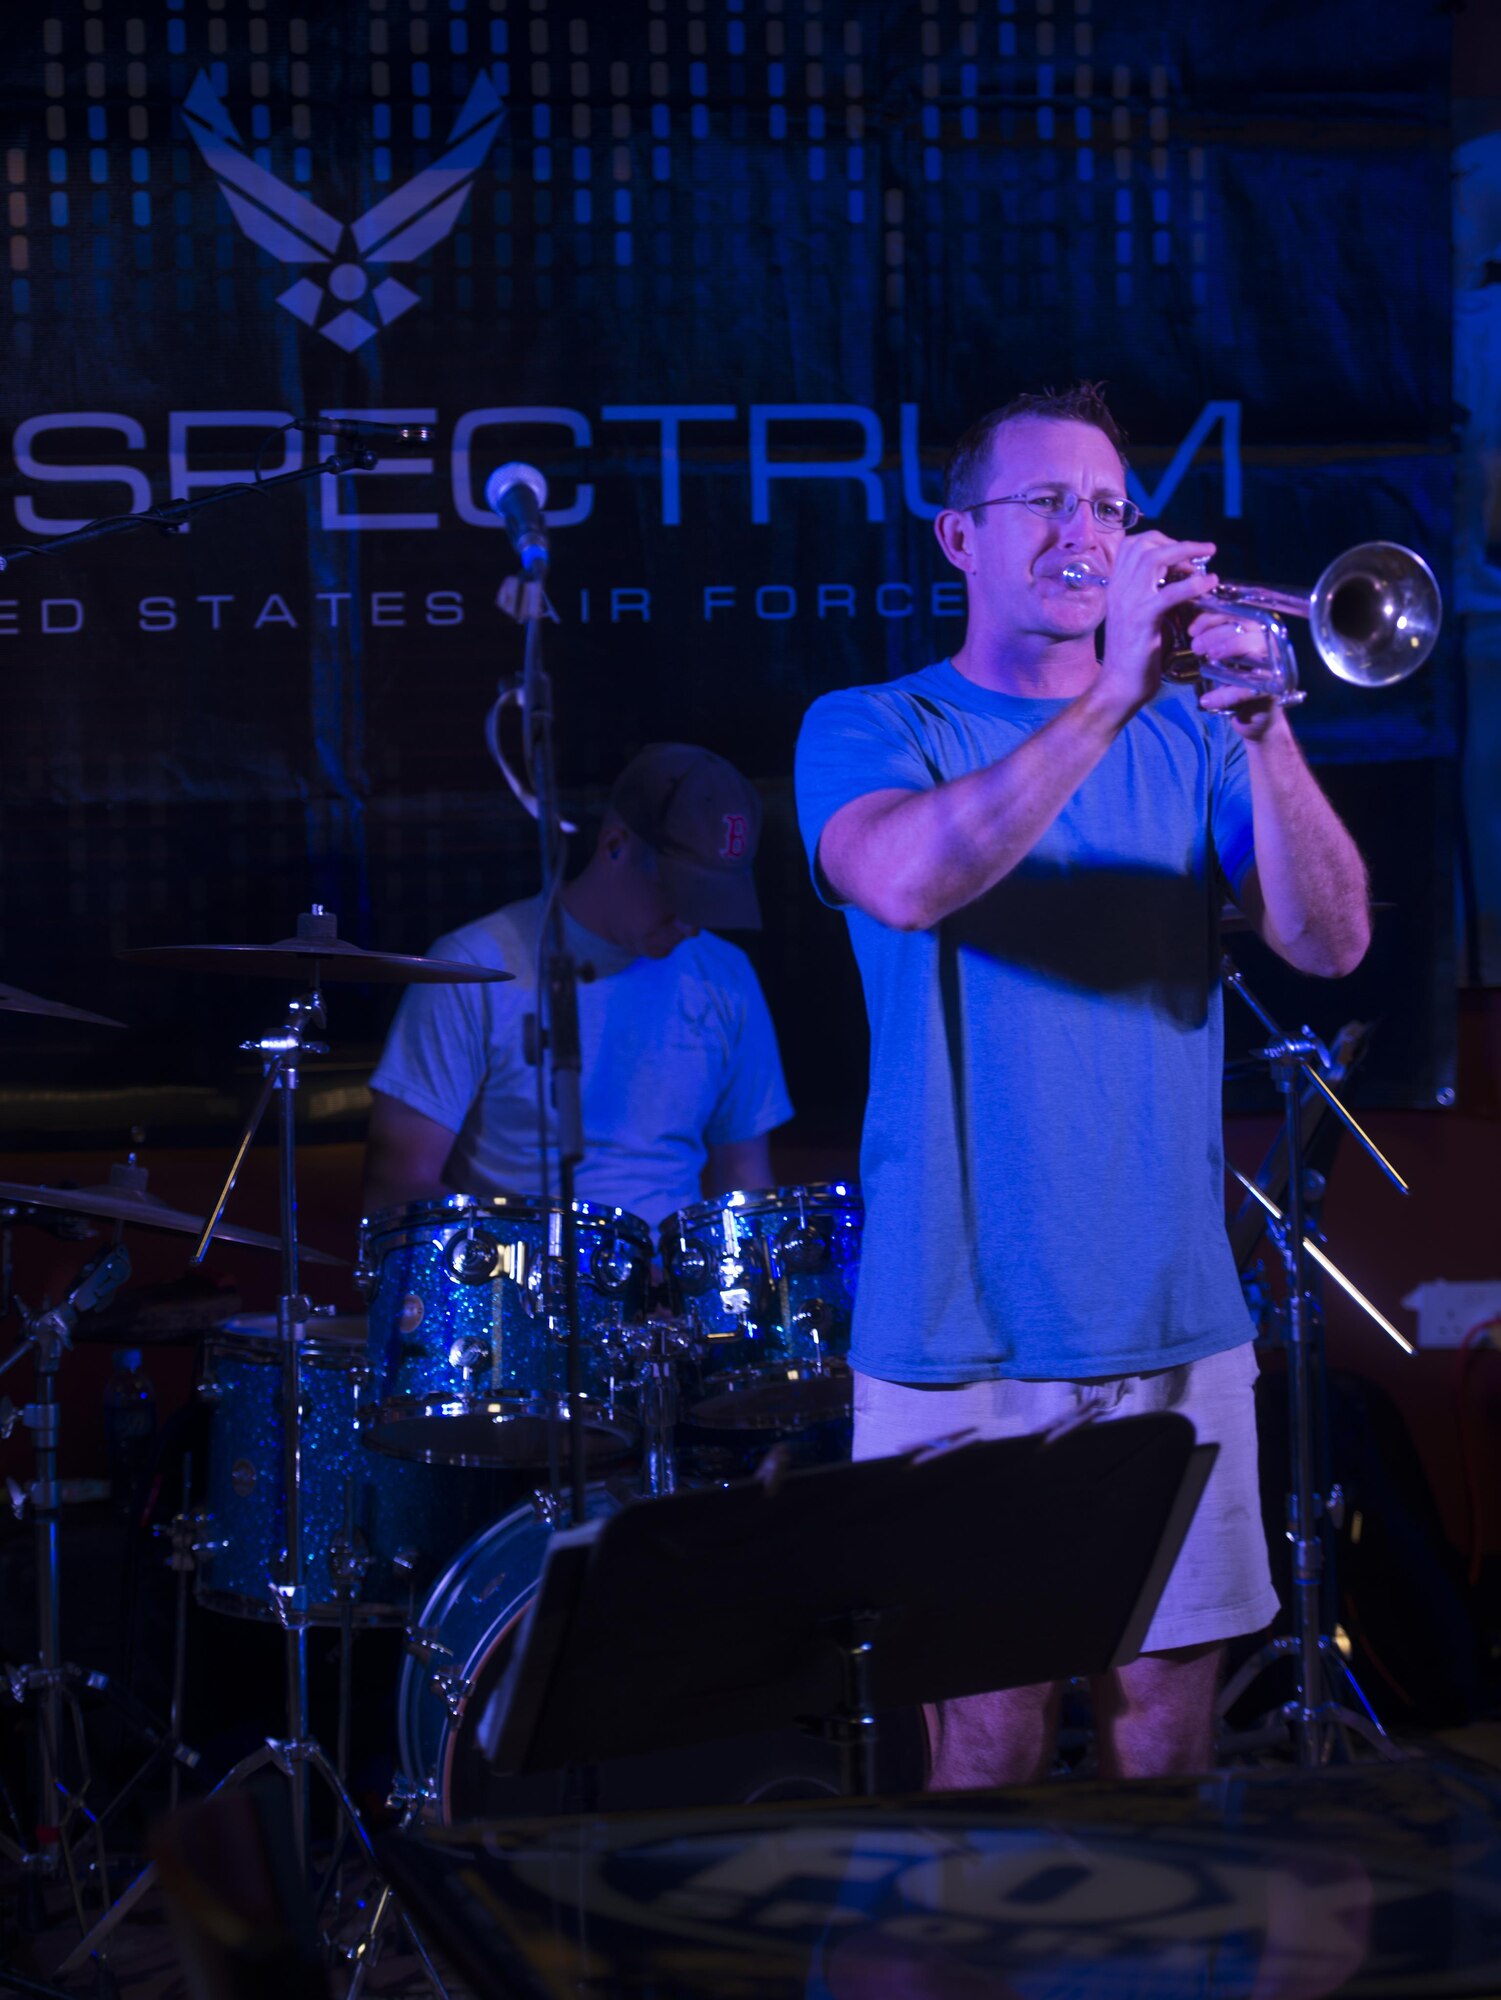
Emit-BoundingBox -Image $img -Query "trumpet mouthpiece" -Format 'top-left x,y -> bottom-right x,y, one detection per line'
1061,562 -> 1105,589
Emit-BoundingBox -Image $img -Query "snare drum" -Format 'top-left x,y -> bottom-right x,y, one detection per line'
662,1184 -> 863,1428
360,1194 -> 652,1467
195,1317 -> 506,1628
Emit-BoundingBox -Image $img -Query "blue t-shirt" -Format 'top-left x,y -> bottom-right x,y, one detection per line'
795,659 -> 1257,1383
370,896 -> 794,1230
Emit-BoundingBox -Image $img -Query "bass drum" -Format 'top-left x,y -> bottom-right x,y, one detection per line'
396,1487 -> 924,1820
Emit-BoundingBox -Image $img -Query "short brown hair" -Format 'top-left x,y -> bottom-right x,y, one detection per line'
942,382 -> 1129,511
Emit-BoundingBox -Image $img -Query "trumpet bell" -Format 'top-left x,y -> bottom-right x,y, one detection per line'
1310,541 -> 1441,690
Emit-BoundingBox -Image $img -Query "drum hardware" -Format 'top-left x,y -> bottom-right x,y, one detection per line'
443,1228 -> 503,1283
619,1316 -> 703,1499
61,932 -> 464,1992
0,1242 -> 200,1939
669,1238 -> 713,1293
306,1474 -> 380,1943
448,1337 -> 492,1383
151,1460 -> 204,1814
1214,956 -> 1412,1767
1061,539 -> 1442,707
329,1476 -> 374,1791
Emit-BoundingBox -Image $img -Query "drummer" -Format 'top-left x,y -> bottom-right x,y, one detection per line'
362,743 -> 794,1230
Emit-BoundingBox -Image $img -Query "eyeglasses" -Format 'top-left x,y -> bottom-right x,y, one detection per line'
968,488 -> 1141,531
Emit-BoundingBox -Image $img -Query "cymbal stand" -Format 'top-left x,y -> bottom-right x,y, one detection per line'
1215,957 -> 1409,1767
59,980 -> 451,1994
152,1456 -> 201,1814
329,1475 -> 371,1793
0,1247 -> 128,1926
311,1477 -> 370,1927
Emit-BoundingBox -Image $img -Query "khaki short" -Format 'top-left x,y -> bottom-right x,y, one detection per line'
852,1342 -> 1279,1654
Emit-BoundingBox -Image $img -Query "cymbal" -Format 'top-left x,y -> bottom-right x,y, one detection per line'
71,1274 -> 245,1346
0,982 -> 126,1028
123,908 -> 511,985
0,1178 -> 343,1265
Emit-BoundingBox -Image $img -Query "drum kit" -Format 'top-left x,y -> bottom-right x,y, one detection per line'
0,910 -> 863,1985
355,1178 -> 862,1823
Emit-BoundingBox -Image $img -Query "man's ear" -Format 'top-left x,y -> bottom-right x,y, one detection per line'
934,506 -> 978,574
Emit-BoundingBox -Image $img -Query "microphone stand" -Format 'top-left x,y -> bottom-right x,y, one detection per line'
0,426 -> 391,569
514,559 -> 590,1528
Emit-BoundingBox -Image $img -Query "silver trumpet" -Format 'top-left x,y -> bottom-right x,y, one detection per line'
1060,540 -> 1442,706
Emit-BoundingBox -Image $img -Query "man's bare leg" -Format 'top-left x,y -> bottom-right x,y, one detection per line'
925,1681 -> 1062,1791
1091,1641 -> 1223,1779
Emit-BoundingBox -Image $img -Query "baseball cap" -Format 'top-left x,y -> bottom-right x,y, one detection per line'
609,743 -> 764,931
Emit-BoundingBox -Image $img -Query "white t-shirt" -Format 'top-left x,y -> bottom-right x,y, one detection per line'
369,895 -> 794,1229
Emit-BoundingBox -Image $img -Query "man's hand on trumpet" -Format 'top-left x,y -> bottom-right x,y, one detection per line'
1093,529 -> 1219,719
1187,608 -> 1286,743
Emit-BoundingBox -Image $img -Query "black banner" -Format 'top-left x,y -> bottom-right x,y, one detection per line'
0,1 -> 1455,1120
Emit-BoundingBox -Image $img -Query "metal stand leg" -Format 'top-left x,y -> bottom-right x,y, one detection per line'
154,1458 -> 200,1815
829,1612 -> 880,1797
629,1316 -> 699,1500
329,1474 -> 370,1792
640,1350 -> 680,1499
0,1244 -> 174,1948
31,1341 -> 65,1862
1215,964 -> 1414,1767
58,1738 -> 455,1994
59,968 -> 455,1994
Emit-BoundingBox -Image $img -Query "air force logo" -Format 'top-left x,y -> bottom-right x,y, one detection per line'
182,69 -> 505,353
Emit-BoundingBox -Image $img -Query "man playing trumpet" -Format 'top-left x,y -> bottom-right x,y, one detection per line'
794,383 -> 1370,1788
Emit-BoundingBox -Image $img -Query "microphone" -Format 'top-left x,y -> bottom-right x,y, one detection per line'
484,462 -> 550,576
292,415 -> 436,444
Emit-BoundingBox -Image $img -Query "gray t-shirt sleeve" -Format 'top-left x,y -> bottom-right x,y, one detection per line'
702,952 -> 795,1148
794,686 -> 935,907
369,950 -> 494,1135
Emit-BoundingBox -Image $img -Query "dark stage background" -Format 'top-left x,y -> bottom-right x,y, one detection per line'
0,0 -> 1458,1142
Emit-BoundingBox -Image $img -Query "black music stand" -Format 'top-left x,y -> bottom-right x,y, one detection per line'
479,1414 -> 1214,1795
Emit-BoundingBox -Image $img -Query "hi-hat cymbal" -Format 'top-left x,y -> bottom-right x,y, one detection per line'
0,982 -> 126,1028
0,1178 -> 343,1264
70,1273 -> 244,1346
123,907 -> 511,985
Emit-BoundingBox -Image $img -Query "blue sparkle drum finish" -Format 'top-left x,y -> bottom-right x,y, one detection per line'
397,1484 -> 619,1822
195,1318 -> 508,1629
361,1194 -> 652,1468
661,1184 -> 863,1429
